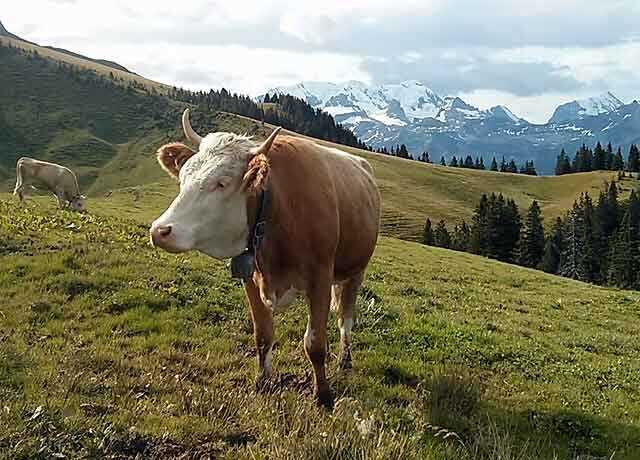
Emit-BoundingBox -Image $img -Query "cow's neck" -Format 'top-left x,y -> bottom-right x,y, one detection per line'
230,187 -> 271,280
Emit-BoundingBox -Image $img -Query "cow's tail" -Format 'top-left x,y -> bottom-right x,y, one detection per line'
13,158 -> 25,201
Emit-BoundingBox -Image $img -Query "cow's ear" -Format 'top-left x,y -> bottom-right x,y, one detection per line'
242,154 -> 270,193
157,142 -> 196,179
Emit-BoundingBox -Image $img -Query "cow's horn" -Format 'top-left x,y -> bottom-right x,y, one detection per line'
255,127 -> 282,155
182,108 -> 202,146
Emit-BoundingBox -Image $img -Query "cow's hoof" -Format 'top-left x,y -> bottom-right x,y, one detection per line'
338,353 -> 352,371
339,359 -> 352,371
315,388 -> 335,410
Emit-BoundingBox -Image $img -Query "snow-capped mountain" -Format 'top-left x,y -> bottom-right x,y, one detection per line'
262,80 -> 509,129
549,92 -> 624,124
260,82 -> 638,174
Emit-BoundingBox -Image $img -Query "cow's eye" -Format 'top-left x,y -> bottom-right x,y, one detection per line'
210,176 -> 232,192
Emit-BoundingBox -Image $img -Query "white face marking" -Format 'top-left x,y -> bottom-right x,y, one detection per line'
304,322 -> 315,351
151,133 -> 257,259
340,317 -> 353,344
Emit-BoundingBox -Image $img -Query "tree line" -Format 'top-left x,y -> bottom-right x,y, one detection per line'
555,142 -> 639,175
422,179 -> 640,290
167,87 -> 368,150
373,143 -> 539,176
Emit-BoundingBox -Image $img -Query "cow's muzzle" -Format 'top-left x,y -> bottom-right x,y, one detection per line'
150,224 -> 182,252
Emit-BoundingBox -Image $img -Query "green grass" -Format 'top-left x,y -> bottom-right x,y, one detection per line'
1,197 -> 639,459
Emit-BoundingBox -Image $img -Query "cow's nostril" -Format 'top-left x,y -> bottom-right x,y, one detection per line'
158,225 -> 172,237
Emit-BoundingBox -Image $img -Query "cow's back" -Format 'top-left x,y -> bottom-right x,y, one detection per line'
268,137 -> 380,280
17,157 -> 78,194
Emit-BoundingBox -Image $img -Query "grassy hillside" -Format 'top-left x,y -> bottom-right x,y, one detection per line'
0,36 -> 167,93
2,36 -> 634,243
0,39 -> 181,189
1,197 -> 639,459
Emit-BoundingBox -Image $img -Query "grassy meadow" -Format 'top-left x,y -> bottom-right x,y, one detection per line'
2,32 -> 640,459
1,195 -> 639,459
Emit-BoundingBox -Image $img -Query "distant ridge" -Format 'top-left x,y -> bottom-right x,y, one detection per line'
45,46 -> 136,75
0,19 -> 135,75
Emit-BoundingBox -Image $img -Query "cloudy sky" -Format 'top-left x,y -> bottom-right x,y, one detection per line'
4,0 -> 640,123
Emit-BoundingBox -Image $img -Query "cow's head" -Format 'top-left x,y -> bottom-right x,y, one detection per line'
150,109 -> 280,259
70,195 -> 86,212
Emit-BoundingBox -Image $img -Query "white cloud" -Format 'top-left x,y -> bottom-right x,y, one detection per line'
2,0 -> 639,123
65,42 -> 369,96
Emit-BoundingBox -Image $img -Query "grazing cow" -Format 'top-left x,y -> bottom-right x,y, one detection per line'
150,109 -> 381,407
14,157 -> 86,211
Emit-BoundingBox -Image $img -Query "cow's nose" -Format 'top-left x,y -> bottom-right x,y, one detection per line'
150,224 -> 173,247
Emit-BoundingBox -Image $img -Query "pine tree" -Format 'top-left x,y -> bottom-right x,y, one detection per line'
606,142 -> 614,170
490,157 -> 498,171
593,142 -> 605,170
464,155 -> 474,168
627,190 -> 640,238
559,200 -> 587,281
451,220 -> 471,251
555,148 -> 572,175
422,218 -> 435,245
507,160 -> 518,173
580,193 -> 600,282
434,220 -> 451,249
478,157 -> 485,170
500,156 -> 507,173
614,147 -> 625,170
518,201 -> 545,268
440,156 -> 446,166
471,194 -> 490,255
628,144 -> 640,172
504,198 -> 522,262
449,156 -> 459,167
607,210 -> 639,288
398,144 -> 410,159
542,217 -> 564,274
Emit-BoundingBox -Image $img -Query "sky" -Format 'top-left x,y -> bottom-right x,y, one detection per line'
4,0 -> 640,123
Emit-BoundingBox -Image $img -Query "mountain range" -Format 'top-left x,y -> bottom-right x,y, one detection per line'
261,81 -> 640,174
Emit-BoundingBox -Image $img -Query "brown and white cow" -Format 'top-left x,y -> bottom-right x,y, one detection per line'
14,157 -> 86,211
150,109 -> 380,407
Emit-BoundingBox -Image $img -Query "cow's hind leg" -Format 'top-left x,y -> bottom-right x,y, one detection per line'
306,275 -> 333,408
244,279 -> 275,389
13,164 -> 24,202
333,271 -> 364,370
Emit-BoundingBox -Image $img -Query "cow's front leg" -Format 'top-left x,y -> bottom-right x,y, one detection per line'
306,279 -> 333,409
55,191 -> 66,209
244,280 -> 275,389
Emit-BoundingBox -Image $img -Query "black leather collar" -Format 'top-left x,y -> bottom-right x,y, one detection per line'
229,188 -> 270,280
